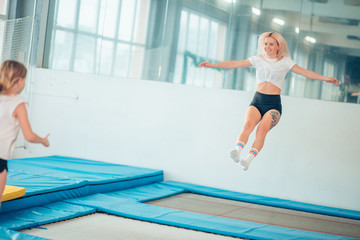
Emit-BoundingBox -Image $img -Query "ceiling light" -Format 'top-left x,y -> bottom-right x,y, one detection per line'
305,36 -> 316,43
252,7 -> 261,16
224,0 -> 236,3
295,27 -> 299,33
272,18 -> 285,26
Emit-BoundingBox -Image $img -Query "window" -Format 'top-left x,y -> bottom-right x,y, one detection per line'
48,0 -> 149,78
321,60 -> 339,101
174,9 -> 227,88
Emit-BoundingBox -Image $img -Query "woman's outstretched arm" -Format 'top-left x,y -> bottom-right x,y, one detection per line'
199,60 -> 252,69
291,64 -> 339,86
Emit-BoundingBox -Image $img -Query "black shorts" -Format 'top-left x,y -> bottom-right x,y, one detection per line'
0,158 -> 8,173
250,91 -> 282,117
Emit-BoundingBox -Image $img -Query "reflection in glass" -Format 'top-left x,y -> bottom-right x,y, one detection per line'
50,30 -> 73,70
45,0 -> 360,104
56,0 -> 76,28
0,0 -> 8,16
78,0 -> 98,33
97,39 -> 114,75
118,0 -> 136,42
98,0 -> 118,38
114,43 -> 130,78
74,35 -> 96,73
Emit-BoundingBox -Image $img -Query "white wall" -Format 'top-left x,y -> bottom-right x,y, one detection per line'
14,68 -> 360,211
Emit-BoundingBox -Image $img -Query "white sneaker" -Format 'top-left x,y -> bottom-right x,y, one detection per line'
230,149 -> 240,163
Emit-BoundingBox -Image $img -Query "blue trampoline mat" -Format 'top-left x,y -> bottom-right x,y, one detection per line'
1,156 -> 360,240
1,155 -> 163,214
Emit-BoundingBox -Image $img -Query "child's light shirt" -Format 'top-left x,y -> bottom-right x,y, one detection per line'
248,55 -> 296,89
0,95 -> 26,160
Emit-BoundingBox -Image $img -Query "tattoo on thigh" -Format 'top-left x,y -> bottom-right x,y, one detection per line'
270,111 -> 280,129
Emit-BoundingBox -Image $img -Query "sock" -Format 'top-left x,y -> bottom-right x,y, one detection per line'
235,141 -> 245,152
230,141 -> 245,163
241,148 -> 258,170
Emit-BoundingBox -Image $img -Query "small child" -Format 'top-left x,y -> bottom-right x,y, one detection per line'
0,60 -> 49,204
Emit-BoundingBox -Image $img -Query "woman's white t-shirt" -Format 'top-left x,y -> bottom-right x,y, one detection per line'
0,95 -> 26,160
248,55 -> 296,89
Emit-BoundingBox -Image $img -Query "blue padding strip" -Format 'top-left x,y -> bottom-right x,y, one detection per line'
2,156 -> 163,213
64,187 -> 357,240
9,155 -> 163,186
1,174 -> 162,214
0,202 -> 96,231
0,227 -> 50,240
163,181 -> 360,220
6,171 -> 86,196
104,182 -> 186,202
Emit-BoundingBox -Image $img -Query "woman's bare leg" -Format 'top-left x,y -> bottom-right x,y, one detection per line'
238,106 -> 262,144
241,110 -> 280,170
230,106 -> 261,163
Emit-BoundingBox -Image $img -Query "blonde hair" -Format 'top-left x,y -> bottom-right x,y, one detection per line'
0,60 -> 27,94
258,32 -> 290,60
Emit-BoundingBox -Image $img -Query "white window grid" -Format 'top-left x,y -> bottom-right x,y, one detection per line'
49,0 -> 149,78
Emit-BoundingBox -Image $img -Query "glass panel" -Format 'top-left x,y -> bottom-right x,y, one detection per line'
44,0 -> 360,104
129,45 -> 145,79
56,0 -> 77,28
98,0 -> 119,38
297,0 -> 360,103
74,34 -> 96,73
118,0 -> 136,42
113,43 -> 130,78
97,39 -> 114,75
78,0 -> 99,33
133,0 -> 149,44
49,30 -> 73,70
0,0 -> 8,15
187,13 -> 199,53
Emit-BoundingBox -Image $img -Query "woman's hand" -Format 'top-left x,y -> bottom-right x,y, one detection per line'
325,77 -> 339,86
199,62 -> 215,68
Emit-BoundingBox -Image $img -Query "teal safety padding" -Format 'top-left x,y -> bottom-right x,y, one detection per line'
64,184 -> 357,240
9,155 -> 163,185
163,181 -> 360,220
0,227 -> 49,240
2,156 -> 163,213
0,201 -> 96,231
104,182 -> 186,202
6,171 -> 87,197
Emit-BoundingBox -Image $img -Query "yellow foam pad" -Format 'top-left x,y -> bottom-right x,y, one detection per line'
2,185 -> 26,202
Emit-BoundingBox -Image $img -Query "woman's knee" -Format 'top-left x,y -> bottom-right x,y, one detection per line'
256,124 -> 271,138
242,120 -> 256,133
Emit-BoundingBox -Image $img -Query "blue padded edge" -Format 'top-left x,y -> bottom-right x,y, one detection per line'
1,174 -> 162,214
2,155 -> 163,213
0,227 -> 50,240
162,181 -> 360,220
0,201 -> 96,231
64,183 -> 358,240
9,155 -> 164,187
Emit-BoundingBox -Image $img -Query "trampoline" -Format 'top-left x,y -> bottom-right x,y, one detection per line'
1,156 -> 359,240
148,193 -> 360,238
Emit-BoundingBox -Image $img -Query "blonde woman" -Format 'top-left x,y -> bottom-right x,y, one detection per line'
199,32 -> 338,170
0,60 -> 49,204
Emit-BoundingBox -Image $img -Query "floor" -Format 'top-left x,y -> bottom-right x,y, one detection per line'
147,193 -> 360,239
20,213 -> 244,240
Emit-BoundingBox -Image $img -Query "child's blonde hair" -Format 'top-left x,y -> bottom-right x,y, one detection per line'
258,32 -> 290,60
0,60 -> 27,94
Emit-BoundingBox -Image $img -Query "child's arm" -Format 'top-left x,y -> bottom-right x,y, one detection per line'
13,103 -> 49,147
290,64 -> 339,86
199,60 -> 252,69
